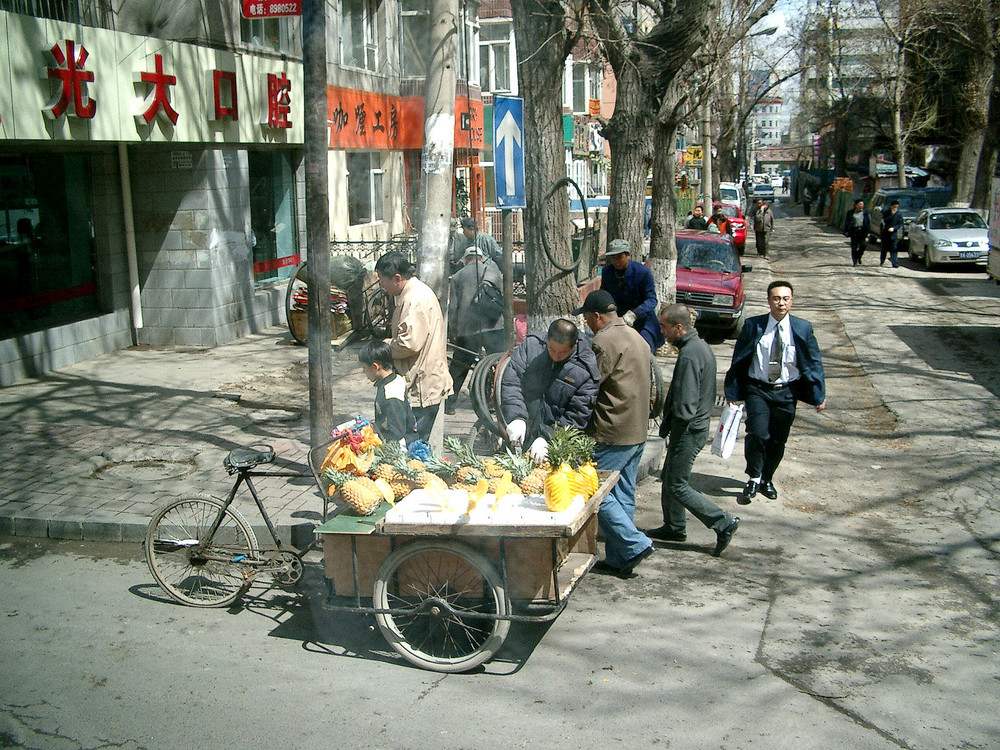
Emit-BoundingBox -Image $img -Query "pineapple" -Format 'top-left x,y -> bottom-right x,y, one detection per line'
520,467 -> 548,496
494,449 -> 537,495
482,458 -> 505,478
444,436 -> 487,475
579,462 -> 600,497
456,465 -> 487,484
547,426 -> 596,469
544,466 -> 574,512
422,455 -> 459,484
322,469 -> 354,497
417,471 -> 448,491
407,458 -> 425,472
340,476 -> 385,515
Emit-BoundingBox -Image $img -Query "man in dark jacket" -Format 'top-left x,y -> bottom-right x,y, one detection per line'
843,198 -> 871,266
446,247 -> 506,414
646,304 -> 740,556
879,200 -> 904,268
686,204 -> 709,230
600,238 -> 664,352
500,318 -> 600,462
724,280 -> 826,504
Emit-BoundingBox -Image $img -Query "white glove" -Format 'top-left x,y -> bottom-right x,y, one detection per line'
505,419 -> 527,446
622,310 -> 637,327
528,437 -> 548,463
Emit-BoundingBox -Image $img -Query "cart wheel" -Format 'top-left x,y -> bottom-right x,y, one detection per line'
365,287 -> 393,340
145,497 -> 259,608
285,262 -> 309,345
373,539 -> 510,673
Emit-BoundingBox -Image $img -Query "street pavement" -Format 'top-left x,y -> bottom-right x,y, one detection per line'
0,284 -> 664,546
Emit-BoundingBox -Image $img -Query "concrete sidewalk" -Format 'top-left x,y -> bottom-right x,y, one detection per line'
0,328 -> 664,544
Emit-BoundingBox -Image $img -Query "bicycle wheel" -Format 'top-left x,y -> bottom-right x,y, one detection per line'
285,262 -> 309,345
365,286 -> 393,339
145,497 -> 259,608
373,539 -> 510,673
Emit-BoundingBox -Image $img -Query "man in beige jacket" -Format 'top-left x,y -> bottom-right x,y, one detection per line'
576,290 -> 655,578
375,252 -> 453,442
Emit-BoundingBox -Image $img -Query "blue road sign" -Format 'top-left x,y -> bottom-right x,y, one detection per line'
493,95 -> 525,209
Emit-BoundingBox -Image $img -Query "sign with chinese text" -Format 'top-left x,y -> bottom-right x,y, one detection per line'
241,0 -> 302,18
685,146 -> 702,167
588,98 -> 601,116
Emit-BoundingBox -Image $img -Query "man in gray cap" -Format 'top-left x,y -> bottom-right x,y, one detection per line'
599,238 -> 664,352
576,289 -> 655,578
460,217 -> 501,265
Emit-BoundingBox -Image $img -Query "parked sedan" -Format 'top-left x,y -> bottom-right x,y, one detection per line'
908,208 -> 990,269
673,230 -> 751,339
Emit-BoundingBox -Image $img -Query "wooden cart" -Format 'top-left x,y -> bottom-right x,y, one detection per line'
314,471 -> 618,673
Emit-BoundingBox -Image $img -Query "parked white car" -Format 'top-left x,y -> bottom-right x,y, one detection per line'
908,208 -> 989,269
719,181 -> 748,212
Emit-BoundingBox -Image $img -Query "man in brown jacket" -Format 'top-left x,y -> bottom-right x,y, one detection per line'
375,251 -> 453,442
576,290 -> 655,578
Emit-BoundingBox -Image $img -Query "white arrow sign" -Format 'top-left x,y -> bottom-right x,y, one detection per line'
496,110 -> 522,197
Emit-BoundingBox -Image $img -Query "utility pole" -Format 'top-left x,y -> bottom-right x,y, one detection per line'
416,0 -> 458,296
416,0 -> 458,451
303,0 -> 333,449
701,99 -> 713,217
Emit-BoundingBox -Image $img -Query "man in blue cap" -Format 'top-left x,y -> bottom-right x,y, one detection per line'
599,238 -> 664,353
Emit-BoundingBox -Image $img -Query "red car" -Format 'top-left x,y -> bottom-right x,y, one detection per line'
712,201 -> 747,254
674,230 -> 751,339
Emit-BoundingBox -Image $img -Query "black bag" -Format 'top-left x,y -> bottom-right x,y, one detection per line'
471,278 -> 504,324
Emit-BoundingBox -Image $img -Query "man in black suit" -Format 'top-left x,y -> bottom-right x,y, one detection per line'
724,280 -> 826,504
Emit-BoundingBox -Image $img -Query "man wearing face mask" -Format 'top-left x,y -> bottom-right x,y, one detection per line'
500,318 -> 600,462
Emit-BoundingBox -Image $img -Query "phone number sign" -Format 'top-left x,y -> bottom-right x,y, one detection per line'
241,0 -> 301,18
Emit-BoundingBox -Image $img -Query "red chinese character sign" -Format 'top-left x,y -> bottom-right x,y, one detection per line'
263,72 -> 292,129
241,0 -> 301,18
212,70 -> 238,121
41,40 -> 97,119
134,54 -> 179,126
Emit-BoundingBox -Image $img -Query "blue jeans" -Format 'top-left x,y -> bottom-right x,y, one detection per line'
595,442 -> 652,568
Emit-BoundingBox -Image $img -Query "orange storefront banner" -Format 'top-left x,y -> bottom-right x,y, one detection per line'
326,86 -> 483,150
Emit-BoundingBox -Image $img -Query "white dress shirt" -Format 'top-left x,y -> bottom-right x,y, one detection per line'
750,315 -> 799,384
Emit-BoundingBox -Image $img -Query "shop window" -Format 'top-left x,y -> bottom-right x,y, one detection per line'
241,16 -> 301,55
347,152 -> 384,226
248,151 -> 299,284
0,153 -> 98,336
341,0 -> 382,72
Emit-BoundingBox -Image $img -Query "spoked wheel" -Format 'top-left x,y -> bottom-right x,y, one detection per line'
365,286 -> 393,339
285,262 -> 309,345
145,497 -> 259,608
373,539 -> 510,673
466,351 -> 511,452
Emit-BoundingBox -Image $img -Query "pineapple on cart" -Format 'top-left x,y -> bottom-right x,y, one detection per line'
310,423 -> 619,673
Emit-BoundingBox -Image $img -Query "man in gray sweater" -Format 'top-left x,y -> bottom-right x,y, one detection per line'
646,304 -> 740,556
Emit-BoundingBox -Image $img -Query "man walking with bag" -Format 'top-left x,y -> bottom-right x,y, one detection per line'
725,281 -> 826,505
645,305 -> 740,556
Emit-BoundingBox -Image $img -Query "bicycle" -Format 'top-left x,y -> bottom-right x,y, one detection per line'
144,445 -> 312,608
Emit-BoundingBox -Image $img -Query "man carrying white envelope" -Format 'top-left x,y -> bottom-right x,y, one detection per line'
645,304 -> 741,557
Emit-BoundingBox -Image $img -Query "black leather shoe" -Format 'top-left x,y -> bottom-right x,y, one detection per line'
738,480 -> 758,505
760,480 -> 778,500
621,545 -> 655,575
645,525 -> 687,543
713,517 -> 740,557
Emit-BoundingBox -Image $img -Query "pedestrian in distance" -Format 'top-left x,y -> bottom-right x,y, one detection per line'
358,340 -> 418,447
576,290 -> 655,578
646,304 -> 740,556
445,246 -> 505,414
461,217 -> 502,265
879,200 -> 904,268
752,199 -> 774,258
375,251 -> 453,443
686,204 -> 710,230
599,238 -> 665,353
500,318 -> 600,462
843,198 -> 871,266
708,204 -> 732,236
724,281 -> 826,505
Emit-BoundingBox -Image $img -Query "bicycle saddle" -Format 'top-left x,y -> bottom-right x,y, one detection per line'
224,445 -> 275,470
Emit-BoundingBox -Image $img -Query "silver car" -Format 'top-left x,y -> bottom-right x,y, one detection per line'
908,208 -> 990,270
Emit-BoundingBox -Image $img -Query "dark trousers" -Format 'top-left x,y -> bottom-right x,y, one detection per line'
447,329 -> 505,407
755,231 -> 770,257
880,239 -> 899,267
660,426 -> 730,534
849,233 -> 867,264
412,404 -> 441,444
743,382 -> 797,482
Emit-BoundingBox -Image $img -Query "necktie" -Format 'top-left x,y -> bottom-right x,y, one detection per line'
768,326 -> 783,382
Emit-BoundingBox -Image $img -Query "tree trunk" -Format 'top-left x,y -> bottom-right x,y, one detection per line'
952,131 -> 983,207
604,62 -> 655,252
648,103 -> 682,309
510,0 -> 579,330
972,54 -> 1000,209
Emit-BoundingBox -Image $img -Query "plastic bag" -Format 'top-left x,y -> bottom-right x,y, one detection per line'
711,403 -> 744,459
330,255 -> 367,290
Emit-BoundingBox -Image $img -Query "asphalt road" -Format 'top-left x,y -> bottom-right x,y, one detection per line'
2,203 -> 999,750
